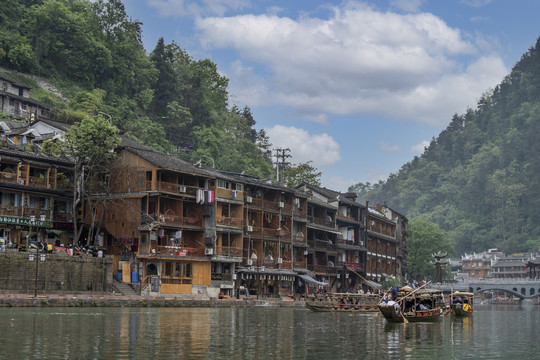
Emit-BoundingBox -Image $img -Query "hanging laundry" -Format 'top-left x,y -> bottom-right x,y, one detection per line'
196,189 -> 202,204
207,190 -> 214,204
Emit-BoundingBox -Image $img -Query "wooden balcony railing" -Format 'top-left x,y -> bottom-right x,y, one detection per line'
293,207 -> 307,218
216,216 -> 243,228
308,215 -> 335,228
0,204 -> 22,216
336,213 -> 359,222
26,208 -> 49,218
216,246 -> 242,257
151,245 -> 205,257
155,213 -> 203,227
0,172 -> 18,184
53,211 -> 71,222
211,273 -> 233,281
29,176 -> 47,188
293,259 -> 307,269
280,260 -> 292,269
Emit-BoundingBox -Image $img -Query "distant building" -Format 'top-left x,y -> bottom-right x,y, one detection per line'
0,76 -> 50,121
490,253 -> 538,279
460,249 -> 503,278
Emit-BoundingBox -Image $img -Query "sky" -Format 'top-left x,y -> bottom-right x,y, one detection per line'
122,0 -> 540,192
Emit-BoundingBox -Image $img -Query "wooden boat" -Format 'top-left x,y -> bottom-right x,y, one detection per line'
305,293 -> 381,312
378,287 -> 446,323
449,291 -> 474,317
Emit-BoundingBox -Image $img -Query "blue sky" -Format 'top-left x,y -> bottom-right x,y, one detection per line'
122,0 -> 540,191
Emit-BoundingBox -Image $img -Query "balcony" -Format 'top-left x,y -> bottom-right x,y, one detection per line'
293,259 -> 307,269
216,216 -> 243,228
293,206 -> 307,218
53,211 -> 71,222
308,215 -> 335,228
211,273 -> 233,281
0,204 -> 22,216
28,176 -> 47,188
0,171 -> 18,184
156,212 -> 203,227
147,180 -> 198,196
336,213 -> 359,223
263,200 -> 290,211
148,245 -> 205,257
216,246 -> 242,257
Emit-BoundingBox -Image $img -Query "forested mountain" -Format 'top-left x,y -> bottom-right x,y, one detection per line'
0,0 -> 273,178
350,37 -> 540,255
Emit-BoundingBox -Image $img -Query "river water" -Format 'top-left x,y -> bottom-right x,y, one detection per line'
0,303 -> 538,359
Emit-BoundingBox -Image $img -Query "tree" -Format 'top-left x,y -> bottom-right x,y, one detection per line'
43,114 -> 120,245
282,161 -> 322,188
406,218 -> 453,282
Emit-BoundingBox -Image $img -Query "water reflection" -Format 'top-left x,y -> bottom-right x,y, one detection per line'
0,305 -> 538,359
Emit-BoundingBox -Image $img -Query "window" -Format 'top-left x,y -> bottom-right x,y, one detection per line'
234,183 -> 243,192
163,262 -> 192,284
217,180 -> 229,189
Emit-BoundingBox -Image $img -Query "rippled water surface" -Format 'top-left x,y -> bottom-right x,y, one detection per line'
0,304 -> 538,359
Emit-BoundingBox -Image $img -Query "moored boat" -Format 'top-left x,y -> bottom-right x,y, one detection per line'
305,293 -> 381,312
378,287 -> 447,323
449,291 -> 474,317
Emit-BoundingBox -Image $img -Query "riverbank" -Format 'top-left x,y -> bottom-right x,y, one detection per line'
0,292 -> 305,308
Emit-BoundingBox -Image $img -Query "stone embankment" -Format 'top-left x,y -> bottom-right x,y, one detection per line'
0,293 -> 304,308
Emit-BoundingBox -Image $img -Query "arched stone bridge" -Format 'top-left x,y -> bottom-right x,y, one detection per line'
437,279 -> 540,300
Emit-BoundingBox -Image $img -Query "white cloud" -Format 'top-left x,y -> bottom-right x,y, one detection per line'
196,2 -> 507,127
265,125 -> 341,167
411,140 -> 430,154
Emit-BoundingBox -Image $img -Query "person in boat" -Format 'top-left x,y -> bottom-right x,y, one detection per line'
416,302 -> 427,310
462,298 -> 471,311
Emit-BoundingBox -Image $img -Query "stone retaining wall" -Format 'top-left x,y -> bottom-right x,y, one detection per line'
0,252 -> 113,293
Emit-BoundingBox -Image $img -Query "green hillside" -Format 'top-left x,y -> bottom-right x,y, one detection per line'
350,37 -> 540,255
0,0 -> 273,178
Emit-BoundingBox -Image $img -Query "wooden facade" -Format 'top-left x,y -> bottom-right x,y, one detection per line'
0,120 -> 74,249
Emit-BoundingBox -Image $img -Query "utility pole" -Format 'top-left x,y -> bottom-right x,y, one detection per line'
274,148 -> 291,183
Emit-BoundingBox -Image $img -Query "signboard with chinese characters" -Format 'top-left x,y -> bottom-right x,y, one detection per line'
0,215 -> 53,228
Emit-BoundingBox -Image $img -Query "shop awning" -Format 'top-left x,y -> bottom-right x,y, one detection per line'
298,274 -> 328,286
362,278 -> 383,290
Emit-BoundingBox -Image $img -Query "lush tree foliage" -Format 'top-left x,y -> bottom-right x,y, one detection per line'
350,37 -> 540,255
282,161 -> 322,188
1,0 -> 273,179
406,218 -> 453,282
43,114 -> 120,244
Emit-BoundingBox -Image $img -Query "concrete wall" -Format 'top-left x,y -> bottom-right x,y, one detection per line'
0,252 -> 113,294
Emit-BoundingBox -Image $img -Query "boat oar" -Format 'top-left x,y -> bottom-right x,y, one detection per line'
395,282 -> 432,324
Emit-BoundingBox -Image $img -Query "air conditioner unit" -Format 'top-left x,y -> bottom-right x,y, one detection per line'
278,201 -> 284,208
204,248 -> 214,256
178,185 -> 187,193
246,259 -> 253,266
246,225 -> 253,232
246,196 -> 253,203
277,257 -> 283,264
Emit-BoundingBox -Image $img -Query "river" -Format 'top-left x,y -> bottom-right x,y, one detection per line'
0,303 -> 538,359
